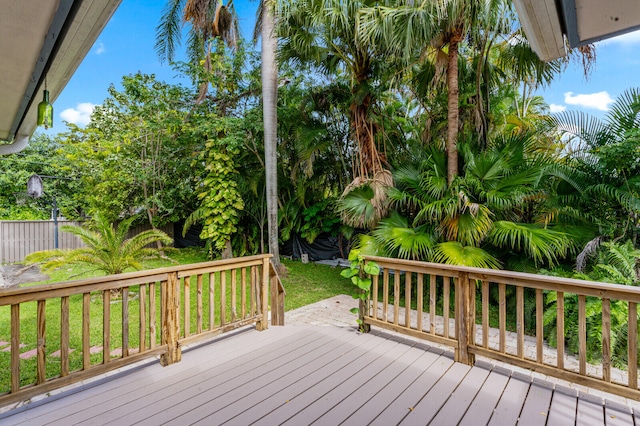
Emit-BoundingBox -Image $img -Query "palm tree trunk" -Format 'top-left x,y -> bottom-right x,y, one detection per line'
262,0 -> 281,270
446,29 -> 463,184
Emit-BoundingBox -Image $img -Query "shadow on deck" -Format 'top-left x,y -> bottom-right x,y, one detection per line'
2,322 -> 638,425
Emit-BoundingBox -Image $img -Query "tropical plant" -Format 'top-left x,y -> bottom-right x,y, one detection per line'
551,88 -> 640,244
24,215 -> 173,278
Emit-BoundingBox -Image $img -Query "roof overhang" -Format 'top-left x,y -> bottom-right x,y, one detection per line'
514,0 -> 640,61
0,0 -> 122,154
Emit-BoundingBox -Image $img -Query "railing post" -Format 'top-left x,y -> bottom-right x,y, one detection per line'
456,271 -> 474,365
269,261 -> 286,326
257,256 -> 270,331
160,272 -> 182,366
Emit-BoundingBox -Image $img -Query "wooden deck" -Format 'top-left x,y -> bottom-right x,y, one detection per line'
1,324 -> 639,425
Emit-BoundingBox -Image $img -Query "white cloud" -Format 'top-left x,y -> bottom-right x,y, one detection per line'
549,104 -> 566,113
564,91 -> 613,111
60,103 -> 96,126
95,42 -> 106,55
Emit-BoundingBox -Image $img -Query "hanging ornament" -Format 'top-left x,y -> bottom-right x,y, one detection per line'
37,79 -> 53,129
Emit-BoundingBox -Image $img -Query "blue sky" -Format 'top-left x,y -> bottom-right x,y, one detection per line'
48,0 -> 640,131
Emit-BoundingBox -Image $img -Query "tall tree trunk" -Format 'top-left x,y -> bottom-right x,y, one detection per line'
446,29 -> 463,185
262,0 -> 281,270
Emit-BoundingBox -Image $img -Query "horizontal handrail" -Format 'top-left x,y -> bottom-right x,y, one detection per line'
0,254 -> 278,408
362,255 -> 640,401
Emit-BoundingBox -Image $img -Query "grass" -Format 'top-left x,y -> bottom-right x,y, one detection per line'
0,250 -> 356,394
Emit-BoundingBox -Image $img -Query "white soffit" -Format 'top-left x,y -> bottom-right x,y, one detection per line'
565,0 -> 640,47
0,0 -> 121,144
513,0 -> 566,61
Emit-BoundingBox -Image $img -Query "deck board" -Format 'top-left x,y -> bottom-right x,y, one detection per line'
488,372 -> 531,425
546,385 -> 578,425
0,324 -> 634,426
518,378 -> 554,426
458,363 -> 512,426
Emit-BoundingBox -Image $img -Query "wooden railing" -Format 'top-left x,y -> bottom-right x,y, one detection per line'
362,255 -> 640,401
0,254 -> 284,406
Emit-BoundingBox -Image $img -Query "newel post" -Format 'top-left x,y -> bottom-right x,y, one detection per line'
257,256 -> 270,331
160,272 -> 182,366
456,271 -> 475,365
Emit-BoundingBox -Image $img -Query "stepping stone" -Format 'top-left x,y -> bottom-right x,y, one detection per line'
89,346 -> 103,354
0,340 -> 8,347
2,343 -> 26,352
50,349 -> 75,357
110,348 -> 139,357
19,348 -> 37,359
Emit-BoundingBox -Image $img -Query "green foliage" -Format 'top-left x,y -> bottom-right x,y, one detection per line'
186,138 -> 245,254
341,249 -> 380,331
24,215 -> 172,277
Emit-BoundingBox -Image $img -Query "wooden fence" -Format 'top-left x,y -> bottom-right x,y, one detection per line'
362,255 -> 640,401
0,254 -> 285,406
0,221 -> 174,263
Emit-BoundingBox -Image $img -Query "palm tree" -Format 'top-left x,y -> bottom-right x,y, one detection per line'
551,88 -> 640,245
278,0 -> 393,227
258,0 -> 282,270
24,215 -> 173,277
155,0 -> 238,100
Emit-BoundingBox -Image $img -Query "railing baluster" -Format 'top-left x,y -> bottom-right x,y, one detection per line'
405,272 -> 412,328
482,281 -> 489,349
557,291 -> 564,370
11,304 -> 20,393
579,295 -> 586,375
250,267 -> 256,317
417,273 -> 423,331
83,293 -> 90,369
61,296 -> 70,376
241,267 -> 247,319
183,277 -> 190,338
37,300 -> 46,384
393,270 -> 400,326
149,282 -> 157,349
197,274 -> 203,334
499,283 -> 505,354
220,271 -> 227,326
629,301 -> 637,389
382,269 -> 389,322
231,269 -> 237,323
139,284 -> 147,353
430,274 -> 436,335
210,272 -> 216,329
372,273 -> 379,320
602,298 -> 611,382
516,286 -> 524,359
444,277 -> 450,338
470,279 -> 476,346
536,289 -> 543,364
122,288 -> 129,358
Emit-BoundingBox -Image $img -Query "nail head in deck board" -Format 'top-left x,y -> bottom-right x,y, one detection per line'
488,372 -> 532,425
576,392 -> 605,425
187,328 -> 362,425
312,344 -> 426,424
397,362 -> 471,425
517,378 -> 554,426
227,330 -> 389,426
132,328 -> 355,425
96,328 -> 325,425
340,348 -> 444,426
546,385 -> 578,425
458,364 -> 512,426
2,326 -> 638,426
255,336 -> 406,425
428,363 -> 492,425
604,399 -> 635,426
